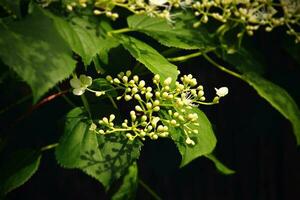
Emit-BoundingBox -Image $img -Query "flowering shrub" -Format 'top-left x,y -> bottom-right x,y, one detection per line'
0,0 -> 299,199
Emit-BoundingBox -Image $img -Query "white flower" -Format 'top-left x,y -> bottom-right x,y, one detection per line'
181,92 -> 198,107
215,87 -> 229,97
70,74 -> 92,96
149,0 -> 168,6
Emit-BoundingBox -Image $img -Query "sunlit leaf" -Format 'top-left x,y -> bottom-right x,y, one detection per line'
0,5 -> 76,102
55,107 -> 142,188
120,35 -> 178,83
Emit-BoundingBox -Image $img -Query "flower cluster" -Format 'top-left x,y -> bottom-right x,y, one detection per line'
71,71 -> 228,145
60,0 -> 300,42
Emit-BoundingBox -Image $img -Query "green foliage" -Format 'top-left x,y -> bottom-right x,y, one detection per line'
162,108 -> 216,167
243,73 -> 300,144
112,162 -> 138,200
127,14 -> 214,50
0,5 -> 75,102
120,35 -> 178,82
218,47 -> 266,75
0,0 -> 299,198
205,154 -> 235,175
55,107 -> 142,188
0,149 -> 41,195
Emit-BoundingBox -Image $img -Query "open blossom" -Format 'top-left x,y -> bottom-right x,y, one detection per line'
215,87 -> 229,97
149,0 -> 168,6
70,75 -> 92,95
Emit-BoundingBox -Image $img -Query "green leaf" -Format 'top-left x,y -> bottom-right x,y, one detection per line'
217,47 -> 266,75
120,35 -> 178,82
204,154 -> 235,175
55,107 -> 142,188
161,108 -> 216,167
112,162 -> 138,200
127,14 -> 214,50
0,149 -> 41,195
0,5 -> 76,102
243,72 -> 300,144
90,78 -> 118,97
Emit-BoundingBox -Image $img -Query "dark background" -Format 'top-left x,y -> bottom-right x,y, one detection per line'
1,18 -> 300,200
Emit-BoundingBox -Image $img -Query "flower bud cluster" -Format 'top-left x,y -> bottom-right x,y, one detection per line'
83,70 -> 228,145
60,0 -> 300,42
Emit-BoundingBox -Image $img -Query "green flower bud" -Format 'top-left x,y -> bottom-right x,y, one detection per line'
163,77 -> 172,85
134,94 -> 141,101
125,95 -> 132,101
135,105 -> 143,112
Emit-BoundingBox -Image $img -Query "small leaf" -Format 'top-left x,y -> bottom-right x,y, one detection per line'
0,5 -> 76,102
204,154 -> 235,175
120,35 -> 178,82
161,108 -> 216,167
127,14 -> 215,50
112,162 -> 138,200
0,149 -> 41,195
243,72 -> 300,144
55,107 -> 142,188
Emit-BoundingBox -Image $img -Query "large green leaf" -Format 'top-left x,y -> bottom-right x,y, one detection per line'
48,14 -> 119,68
161,108 -> 217,167
120,35 -> 178,82
112,162 -> 138,200
55,107 -> 142,188
127,14 -> 214,50
0,149 -> 41,195
0,5 -> 76,102
243,72 -> 300,144
204,154 -> 235,175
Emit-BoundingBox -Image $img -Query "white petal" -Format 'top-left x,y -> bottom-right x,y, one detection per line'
215,87 -> 229,97
70,78 -> 81,89
80,74 -> 92,87
149,0 -> 168,6
73,88 -> 85,96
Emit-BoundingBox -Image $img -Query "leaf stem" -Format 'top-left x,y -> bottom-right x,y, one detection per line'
107,28 -> 132,36
40,143 -> 58,151
108,95 -> 118,109
139,179 -> 162,200
167,48 -> 216,62
81,95 -> 92,118
55,86 -> 77,108
203,53 -> 243,79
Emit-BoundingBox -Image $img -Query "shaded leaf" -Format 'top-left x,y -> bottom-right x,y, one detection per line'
161,108 -> 216,167
243,72 -> 300,144
127,14 -> 214,50
0,149 -> 41,195
55,107 -> 142,188
217,47 -> 266,75
120,35 -> 178,82
204,154 -> 235,175
90,78 -> 118,97
112,162 -> 138,200
0,5 -> 76,102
